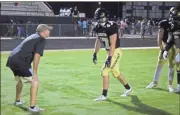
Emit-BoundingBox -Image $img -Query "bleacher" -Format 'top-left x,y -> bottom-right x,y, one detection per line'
1,1 -> 54,16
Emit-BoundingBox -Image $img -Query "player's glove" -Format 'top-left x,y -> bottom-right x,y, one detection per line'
93,53 -> 97,64
175,53 -> 180,63
105,56 -> 112,68
162,50 -> 168,59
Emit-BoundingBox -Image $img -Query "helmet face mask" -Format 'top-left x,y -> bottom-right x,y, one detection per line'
94,8 -> 108,26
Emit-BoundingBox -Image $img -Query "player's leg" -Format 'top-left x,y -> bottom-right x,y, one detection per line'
174,48 -> 180,92
167,46 -> 176,92
111,48 -> 132,96
146,50 -> 166,88
94,64 -> 111,101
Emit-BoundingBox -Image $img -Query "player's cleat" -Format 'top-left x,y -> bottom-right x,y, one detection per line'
93,95 -> 107,101
28,105 -> 45,112
168,85 -> 174,93
121,88 -> 133,97
14,100 -> 25,107
146,82 -> 158,89
174,85 -> 180,93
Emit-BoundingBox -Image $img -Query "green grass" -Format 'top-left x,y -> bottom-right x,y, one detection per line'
1,49 -> 180,115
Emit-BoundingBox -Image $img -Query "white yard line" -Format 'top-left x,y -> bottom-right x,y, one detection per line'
1,47 -> 158,54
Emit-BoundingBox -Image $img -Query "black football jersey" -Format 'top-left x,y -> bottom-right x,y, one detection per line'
93,21 -> 120,50
158,20 -> 171,43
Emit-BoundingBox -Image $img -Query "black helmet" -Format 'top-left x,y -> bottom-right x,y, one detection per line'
169,6 -> 180,20
94,8 -> 108,23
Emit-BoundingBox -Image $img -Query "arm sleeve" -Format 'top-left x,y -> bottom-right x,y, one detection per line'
34,40 -> 45,56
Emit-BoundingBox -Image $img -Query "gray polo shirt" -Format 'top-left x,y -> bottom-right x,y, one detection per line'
6,32 -> 46,70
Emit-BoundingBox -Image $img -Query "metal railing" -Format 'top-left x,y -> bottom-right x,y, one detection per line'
1,9 -> 54,16
0,24 -> 158,39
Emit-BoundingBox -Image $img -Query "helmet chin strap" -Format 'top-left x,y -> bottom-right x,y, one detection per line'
99,17 -> 107,26
100,22 -> 106,26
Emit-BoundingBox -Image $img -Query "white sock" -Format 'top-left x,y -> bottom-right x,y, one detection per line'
168,67 -> 174,81
153,65 -> 163,82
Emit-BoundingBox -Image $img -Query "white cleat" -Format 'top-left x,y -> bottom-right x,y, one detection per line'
121,88 -> 133,97
174,85 -> 180,93
168,85 -> 174,93
14,100 -> 25,107
93,95 -> 107,101
146,82 -> 158,89
28,105 -> 45,112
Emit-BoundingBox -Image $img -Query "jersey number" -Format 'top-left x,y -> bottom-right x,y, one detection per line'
100,37 -> 110,50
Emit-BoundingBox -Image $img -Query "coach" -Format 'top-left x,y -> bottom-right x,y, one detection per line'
6,24 -> 53,112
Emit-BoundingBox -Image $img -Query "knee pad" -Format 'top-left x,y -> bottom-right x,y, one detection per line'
112,69 -> 121,78
101,67 -> 110,77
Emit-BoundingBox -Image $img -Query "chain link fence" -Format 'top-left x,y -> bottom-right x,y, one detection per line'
0,23 -> 158,39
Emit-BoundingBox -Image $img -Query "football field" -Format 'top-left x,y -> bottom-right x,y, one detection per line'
1,49 -> 180,115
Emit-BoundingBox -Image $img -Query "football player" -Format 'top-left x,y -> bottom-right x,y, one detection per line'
146,15 -> 176,92
163,5 -> 180,93
92,8 -> 132,101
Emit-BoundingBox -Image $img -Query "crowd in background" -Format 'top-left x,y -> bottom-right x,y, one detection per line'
59,6 -> 79,17
73,17 -> 160,38
4,19 -> 36,39
4,17 -> 161,39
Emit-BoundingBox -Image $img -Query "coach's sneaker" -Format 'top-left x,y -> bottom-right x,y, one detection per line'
93,95 -> 107,101
14,100 -> 25,107
28,105 -> 45,112
168,85 -> 174,93
146,82 -> 158,89
121,88 -> 133,96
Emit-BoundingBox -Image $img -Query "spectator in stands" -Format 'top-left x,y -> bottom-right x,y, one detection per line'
72,6 -> 79,17
73,20 -> 78,36
64,8 -> 68,16
120,20 -> 127,37
77,19 -> 82,36
136,20 -> 141,34
26,20 -> 33,37
70,8 -> 73,16
124,18 -> 130,34
59,8 -> 63,16
141,19 -> 147,38
66,8 -> 71,16
17,22 -> 22,39
5,20 -> 15,38
82,19 -> 87,36
131,22 -> 136,35
147,19 -> 154,36
62,8 -> 66,16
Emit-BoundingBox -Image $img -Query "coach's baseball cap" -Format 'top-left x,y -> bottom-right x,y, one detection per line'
36,24 -> 53,32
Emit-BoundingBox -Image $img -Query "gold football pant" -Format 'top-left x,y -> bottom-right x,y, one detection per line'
157,45 -> 176,68
101,48 -> 122,78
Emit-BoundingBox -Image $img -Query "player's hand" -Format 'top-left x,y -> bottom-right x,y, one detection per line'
163,50 -> 168,59
105,56 -> 112,68
93,53 -> 97,64
175,53 -> 180,63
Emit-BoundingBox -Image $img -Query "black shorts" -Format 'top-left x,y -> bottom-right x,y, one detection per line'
7,57 -> 32,77
10,68 -> 33,77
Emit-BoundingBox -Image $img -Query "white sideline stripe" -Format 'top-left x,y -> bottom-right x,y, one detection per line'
1,47 -> 158,54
